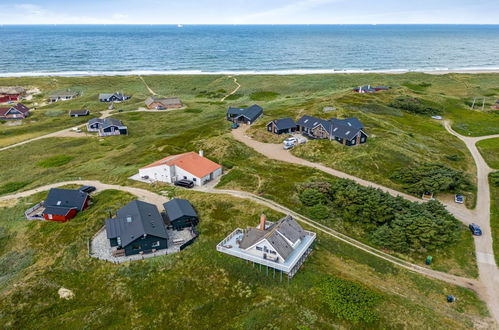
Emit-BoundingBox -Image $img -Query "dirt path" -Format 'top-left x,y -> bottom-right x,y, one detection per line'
138,75 -> 157,95
0,110 -> 114,152
444,121 -> 499,324
231,125 -> 473,223
0,179 -> 480,291
221,76 -> 241,102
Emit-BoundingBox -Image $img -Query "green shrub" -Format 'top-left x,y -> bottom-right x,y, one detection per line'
306,204 -> 330,220
491,172 -> 499,187
319,276 -> 382,323
37,155 -> 74,168
389,96 -> 441,115
299,188 -> 326,206
225,93 -> 243,101
0,181 -> 30,195
249,91 -> 279,101
185,108 -> 203,113
390,163 -> 472,195
297,179 -> 462,253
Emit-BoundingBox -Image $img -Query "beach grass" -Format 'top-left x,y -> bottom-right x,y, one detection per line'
0,189 -> 489,328
477,138 -> 499,169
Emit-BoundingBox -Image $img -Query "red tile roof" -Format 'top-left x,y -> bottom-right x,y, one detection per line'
0,103 -> 29,116
142,152 -> 222,178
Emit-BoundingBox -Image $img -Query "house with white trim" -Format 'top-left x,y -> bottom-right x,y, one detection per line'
138,151 -> 222,186
217,214 -> 316,277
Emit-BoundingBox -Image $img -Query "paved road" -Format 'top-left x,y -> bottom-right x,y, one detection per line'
444,121 -> 499,324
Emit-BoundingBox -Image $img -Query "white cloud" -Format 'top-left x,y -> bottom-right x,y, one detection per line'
15,4 -> 45,16
233,0 -> 343,23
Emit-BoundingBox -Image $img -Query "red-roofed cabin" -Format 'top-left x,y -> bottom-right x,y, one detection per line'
42,188 -> 91,222
0,103 -> 30,119
0,95 -> 21,103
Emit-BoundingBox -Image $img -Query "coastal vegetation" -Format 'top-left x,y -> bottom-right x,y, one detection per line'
477,138 -> 499,169
491,172 -> 499,265
0,189 -> 488,328
0,72 -> 497,327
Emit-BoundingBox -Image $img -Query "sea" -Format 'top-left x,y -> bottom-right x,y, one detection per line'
0,25 -> 498,77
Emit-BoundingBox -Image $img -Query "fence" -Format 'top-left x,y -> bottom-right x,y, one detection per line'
24,202 -> 44,220
179,229 -> 199,251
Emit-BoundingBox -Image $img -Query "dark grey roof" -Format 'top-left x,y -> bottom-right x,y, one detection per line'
50,90 -> 79,98
330,118 -> 364,130
145,96 -> 182,107
239,215 -> 307,261
297,115 -> 365,141
105,200 -> 168,247
227,104 -> 263,122
69,109 -> 89,116
43,206 -> 74,216
99,92 -> 129,100
88,118 -> 126,128
102,118 -> 126,128
296,115 -> 330,130
45,188 -> 89,211
271,118 -> 297,130
163,198 -> 197,222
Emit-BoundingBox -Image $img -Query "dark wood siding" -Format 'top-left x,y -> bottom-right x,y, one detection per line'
123,235 -> 168,256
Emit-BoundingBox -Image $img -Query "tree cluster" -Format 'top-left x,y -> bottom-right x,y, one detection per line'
389,96 -> 442,115
390,163 -> 472,195
298,179 -> 461,253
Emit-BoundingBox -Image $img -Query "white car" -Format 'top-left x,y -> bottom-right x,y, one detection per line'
284,137 -> 298,145
431,115 -> 443,120
71,127 -> 82,133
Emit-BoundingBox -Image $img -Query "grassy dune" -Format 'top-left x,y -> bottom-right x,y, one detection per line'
477,138 -> 499,169
0,190 -> 489,328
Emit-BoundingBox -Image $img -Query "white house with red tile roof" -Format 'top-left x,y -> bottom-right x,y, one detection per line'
138,151 -> 222,186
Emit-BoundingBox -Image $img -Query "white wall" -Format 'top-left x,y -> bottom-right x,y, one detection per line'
138,165 -> 222,186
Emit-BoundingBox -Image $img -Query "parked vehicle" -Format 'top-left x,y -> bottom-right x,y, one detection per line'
431,115 -> 443,120
231,123 -> 240,129
79,185 -> 97,194
71,127 -> 82,133
174,179 -> 195,188
156,106 -> 166,110
454,195 -> 465,204
283,143 -> 294,150
284,137 -> 298,145
469,223 -> 482,236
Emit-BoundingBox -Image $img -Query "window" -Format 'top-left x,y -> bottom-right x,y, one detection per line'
256,246 -> 263,251
361,137 -> 365,142
132,245 -> 141,250
193,178 -> 197,182
183,176 -> 187,179
270,250 -> 277,255
152,241 -> 160,248
117,237 -> 121,245
264,246 -> 268,253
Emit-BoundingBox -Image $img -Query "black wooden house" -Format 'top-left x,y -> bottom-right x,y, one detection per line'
163,198 -> 199,230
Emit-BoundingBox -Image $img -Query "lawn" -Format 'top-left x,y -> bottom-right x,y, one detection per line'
477,138 -> 499,169
0,189 -> 490,328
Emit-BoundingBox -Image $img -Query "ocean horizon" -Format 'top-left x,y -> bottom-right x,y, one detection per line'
1,24 -> 498,77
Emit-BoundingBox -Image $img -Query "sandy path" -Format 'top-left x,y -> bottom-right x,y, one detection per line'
233,123 -> 499,325
0,179 -> 481,292
231,125 -> 473,222
221,76 -> 241,102
0,110 -> 114,152
138,75 -> 157,95
443,121 -> 499,324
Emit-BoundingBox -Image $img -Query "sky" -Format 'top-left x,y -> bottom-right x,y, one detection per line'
0,0 -> 498,25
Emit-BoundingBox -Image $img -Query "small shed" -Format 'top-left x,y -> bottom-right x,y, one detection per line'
163,198 -> 199,230
267,118 -> 298,135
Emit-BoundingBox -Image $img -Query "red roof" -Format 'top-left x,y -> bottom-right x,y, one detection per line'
0,103 -> 29,116
142,152 -> 222,178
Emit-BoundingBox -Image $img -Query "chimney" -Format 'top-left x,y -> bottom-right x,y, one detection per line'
199,150 -> 204,157
259,214 -> 267,230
